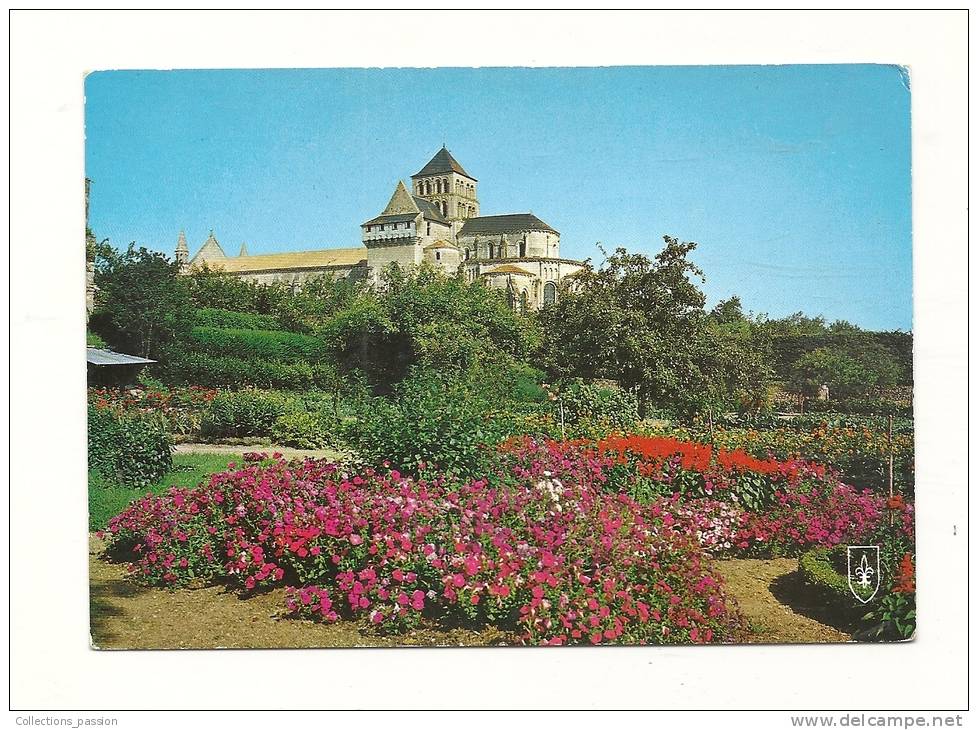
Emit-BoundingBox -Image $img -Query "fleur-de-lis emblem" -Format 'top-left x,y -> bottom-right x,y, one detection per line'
854,554 -> 875,588
847,545 -> 881,603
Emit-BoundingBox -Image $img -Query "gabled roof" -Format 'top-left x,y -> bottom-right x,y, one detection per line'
198,248 -> 367,273
190,231 -> 227,264
458,213 -> 558,237
411,147 -> 476,181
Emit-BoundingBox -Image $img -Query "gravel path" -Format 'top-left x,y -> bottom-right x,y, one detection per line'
173,443 -> 345,460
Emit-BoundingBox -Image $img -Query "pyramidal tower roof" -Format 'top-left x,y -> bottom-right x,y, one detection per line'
191,230 -> 227,264
238,242 -> 249,257
175,230 -> 189,253
412,146 -> 475,180
381,180 -> 421,216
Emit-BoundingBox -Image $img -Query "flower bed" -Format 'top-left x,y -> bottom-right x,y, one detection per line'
583,434 -> 913,556
89,385 -> 217,436
102,433 -> 914,645
104,449 -> 746,646
645,423 -> 914,494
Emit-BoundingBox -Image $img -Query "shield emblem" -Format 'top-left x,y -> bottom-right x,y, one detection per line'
847,545 -> 882,603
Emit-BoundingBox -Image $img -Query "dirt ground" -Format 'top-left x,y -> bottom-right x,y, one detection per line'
91,535 -> 850,649
714,557 -> 852,644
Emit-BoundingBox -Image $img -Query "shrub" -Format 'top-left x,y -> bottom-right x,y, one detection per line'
200,389 -> 298,438
554,379 -> 640,434
189,326 -> 328,362
799,547 -> 849,597
193,307 -> 281,331
88,405 -> 172,488
271,411 -> 332,449
346,370 -> 515,478
103,452 -> 745,645
156,347 -> 316,390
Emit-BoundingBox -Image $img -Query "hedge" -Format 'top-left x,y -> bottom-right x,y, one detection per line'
88,405 -> 172,488
200,389 -> 298,438
189,326 -> 328,362
194,307 -> 281,331
156,347 -> 326,390
799,547 -> 849,597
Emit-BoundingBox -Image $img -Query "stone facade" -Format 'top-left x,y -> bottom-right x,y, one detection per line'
180,147 -> 585,309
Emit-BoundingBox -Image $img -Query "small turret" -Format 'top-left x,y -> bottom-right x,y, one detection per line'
175,230 -> 189,266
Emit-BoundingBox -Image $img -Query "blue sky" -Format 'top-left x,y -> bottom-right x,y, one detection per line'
85,66 -> 911,330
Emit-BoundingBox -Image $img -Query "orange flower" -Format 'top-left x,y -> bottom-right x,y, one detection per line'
893,553 -> 915,593
887,494 -> 906,511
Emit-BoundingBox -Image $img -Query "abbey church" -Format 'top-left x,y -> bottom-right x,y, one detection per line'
178,147 -> 585,310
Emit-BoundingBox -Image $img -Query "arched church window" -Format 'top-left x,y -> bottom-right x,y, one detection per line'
521,291 -> 529,311
543,282 -> 557,305
489,243 -> 495,259
465,249 -> 470,261
519,239 -> 526,257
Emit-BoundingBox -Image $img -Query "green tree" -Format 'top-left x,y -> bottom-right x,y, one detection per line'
539,237 -> 769,418
321,263 -> 541,392
89,244 -> 193,359
787,342 -> 901,400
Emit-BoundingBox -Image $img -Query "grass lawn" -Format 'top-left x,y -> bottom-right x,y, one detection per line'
89,452 -> 240,530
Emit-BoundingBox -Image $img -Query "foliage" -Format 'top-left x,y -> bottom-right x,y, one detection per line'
89,452 -> 235,530
189,326 -> 329,362
88,385 -> 216,436
88,404 -> 172,488
589,433 -> 897,550
539,238 -> 770,418
271,411 -> 332,450
86,330 -> 107,348
787,342 -> 902,400
156,346 -> 320,390
645,421 -> 914,494
322,264 -> 541,391
805,395 -> 913,418
200,389 -> 299,438
345,369 -> 516,478
103,450 -> 745,645
799,547 -> 849,596
194,307 -> 281,331
184,268 -> 294,319
554,379 -> 640,433
89,244 -> 193,359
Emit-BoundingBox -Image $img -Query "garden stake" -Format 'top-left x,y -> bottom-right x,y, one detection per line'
888,413 -> 894,528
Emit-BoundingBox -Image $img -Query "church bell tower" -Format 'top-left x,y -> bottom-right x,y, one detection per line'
410,146 -> 479,238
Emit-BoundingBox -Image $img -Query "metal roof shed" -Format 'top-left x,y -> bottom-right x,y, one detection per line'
86,347 -> 156,386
